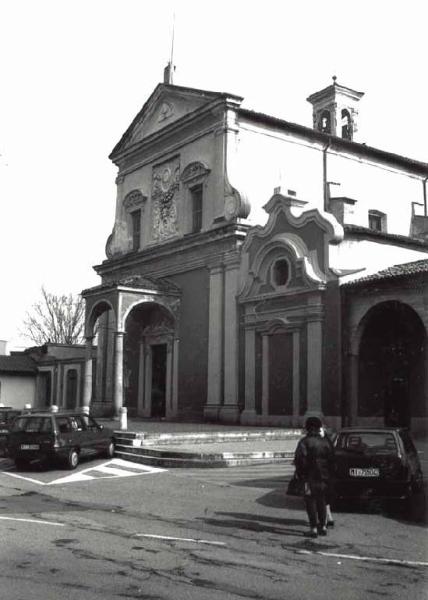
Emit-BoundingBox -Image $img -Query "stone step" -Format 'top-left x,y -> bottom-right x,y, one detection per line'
113,429 -> 302,446
114,443 -> 295,468
114,448 -> 293,468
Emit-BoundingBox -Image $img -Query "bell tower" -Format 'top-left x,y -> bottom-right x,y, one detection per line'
306,77 -> 364,141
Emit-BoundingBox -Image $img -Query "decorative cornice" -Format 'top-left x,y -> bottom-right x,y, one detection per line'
180,161 -> 210,183
94,224 -> 249,277
123,189 -> 147,211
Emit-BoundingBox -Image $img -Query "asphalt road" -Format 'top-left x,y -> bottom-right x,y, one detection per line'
0,456 -> 427,600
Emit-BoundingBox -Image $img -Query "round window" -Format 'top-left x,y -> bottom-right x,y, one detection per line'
273,259 -> 289,287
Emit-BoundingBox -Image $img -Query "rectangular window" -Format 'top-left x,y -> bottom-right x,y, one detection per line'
191,185 -> 203,233
131,209 -> 141,251
368,210 -> 386,232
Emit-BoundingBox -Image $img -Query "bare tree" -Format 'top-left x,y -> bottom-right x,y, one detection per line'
22,287 -> 85,346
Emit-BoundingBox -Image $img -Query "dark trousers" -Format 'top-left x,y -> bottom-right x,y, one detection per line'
304,481 -> 327,528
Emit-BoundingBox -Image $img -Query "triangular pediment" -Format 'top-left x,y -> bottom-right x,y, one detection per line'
110,83 -> 242,160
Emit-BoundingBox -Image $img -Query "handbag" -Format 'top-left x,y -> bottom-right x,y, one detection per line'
286,473 -> 305,496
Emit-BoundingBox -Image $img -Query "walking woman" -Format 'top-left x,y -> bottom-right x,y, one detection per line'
294,416 -> 335,538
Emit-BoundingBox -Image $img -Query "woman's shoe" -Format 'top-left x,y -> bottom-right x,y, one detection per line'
318,525 -> 327,536
308,527 -> 318,538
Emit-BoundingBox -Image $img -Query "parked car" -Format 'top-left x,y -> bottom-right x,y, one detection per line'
0,407 -> 22,455
7,411 -> 115,470
333,427 -> 423,503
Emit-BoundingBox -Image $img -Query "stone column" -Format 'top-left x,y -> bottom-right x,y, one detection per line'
171,338 -> 179,417
143,346 -> 152,418
241,327 -> 257,424
305,318 -> 323,417
292,330 -> 301,426
219,260 -> 240,423
204,265 -> 224,420
261,334 -> 269,416
137,341 -> 145,416
82,336 -> 94,410
113,331 -> 125,417
165,341 -> 173,419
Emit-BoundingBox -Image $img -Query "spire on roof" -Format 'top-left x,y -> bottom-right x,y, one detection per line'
163,12 -> 176,84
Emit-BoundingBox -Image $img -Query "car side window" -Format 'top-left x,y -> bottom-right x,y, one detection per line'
57,417 -> 72,434
81,415 -> 98,431
399,431 -> 416,454
72,416 -> 86,431
88,417 -> 99,431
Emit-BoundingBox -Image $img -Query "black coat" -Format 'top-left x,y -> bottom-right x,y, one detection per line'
294,432 -> 334,483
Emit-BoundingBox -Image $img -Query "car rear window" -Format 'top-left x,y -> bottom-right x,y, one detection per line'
11,416 -> 53,433
337,432 -> 397,455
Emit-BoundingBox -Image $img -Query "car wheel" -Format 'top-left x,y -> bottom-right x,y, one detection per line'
67,448 -> 79,470
105,440 -> 115,458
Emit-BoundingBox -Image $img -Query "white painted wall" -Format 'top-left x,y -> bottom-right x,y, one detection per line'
232,121 -> 425,236
231,124 -> 324,226
0,375 -> 36,409
331,238 -> 428,283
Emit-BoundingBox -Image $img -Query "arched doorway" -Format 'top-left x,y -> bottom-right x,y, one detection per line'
358,301 -> 426,428
124,302 -> 175,418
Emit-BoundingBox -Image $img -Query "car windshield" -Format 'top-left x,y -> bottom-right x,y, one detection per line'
337,432 -> 397,455
11,416 -> 53,433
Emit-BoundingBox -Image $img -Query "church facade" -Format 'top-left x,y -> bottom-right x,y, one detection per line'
82,75 -> 428,433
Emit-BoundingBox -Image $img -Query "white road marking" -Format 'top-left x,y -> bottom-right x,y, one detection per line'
135,533 -> 226,547
110,458 -> 162,471
49,472 -> 95,485
2,471 -> 46,485
1,459 -> 166,486
48,459 -> 165,485
297,549 -> 428,568
0,516 -> 64,526
90,464 -> 147,477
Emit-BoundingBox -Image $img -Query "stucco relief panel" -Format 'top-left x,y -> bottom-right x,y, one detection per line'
151,157 -> 180,241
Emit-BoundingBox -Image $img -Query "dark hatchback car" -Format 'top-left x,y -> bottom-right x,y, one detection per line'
0,407 -> 22,455
7,412 -> 115,470
333,427 -> 423,503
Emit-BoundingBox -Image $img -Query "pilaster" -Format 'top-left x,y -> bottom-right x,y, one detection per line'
305,318 -> 323,417
219,258 -> 240,423
82,336 -> 94,409
241,326 -> 257,423
205,264 -> 224,420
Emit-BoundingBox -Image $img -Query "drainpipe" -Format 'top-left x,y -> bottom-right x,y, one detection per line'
323,138 -> 332,212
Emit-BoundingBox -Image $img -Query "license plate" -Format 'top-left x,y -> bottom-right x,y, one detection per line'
20,444 -> 40,450
349,467 -> 379,477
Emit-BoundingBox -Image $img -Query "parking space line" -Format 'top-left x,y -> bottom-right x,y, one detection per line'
90,464 -> 146,477
135,533 -> 226,546
297,549 -> 428,568
2,471 -> 46,485
0,516 -> 64,526
110,458 -> 164,472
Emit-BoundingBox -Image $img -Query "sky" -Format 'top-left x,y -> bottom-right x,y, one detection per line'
0,0 -> 427,351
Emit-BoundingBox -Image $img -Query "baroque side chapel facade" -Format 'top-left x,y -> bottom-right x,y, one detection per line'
82,76 -> 428,433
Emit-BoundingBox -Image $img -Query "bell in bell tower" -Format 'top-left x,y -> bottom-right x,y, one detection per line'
306,77 -> 364,141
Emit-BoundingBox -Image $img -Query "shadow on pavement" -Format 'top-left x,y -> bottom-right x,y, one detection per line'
233,473 -> 428,526
332,493 -> 427,527
200,510 -> 307,538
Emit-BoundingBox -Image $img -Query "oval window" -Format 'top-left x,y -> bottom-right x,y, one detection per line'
273,259 -> 289,286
